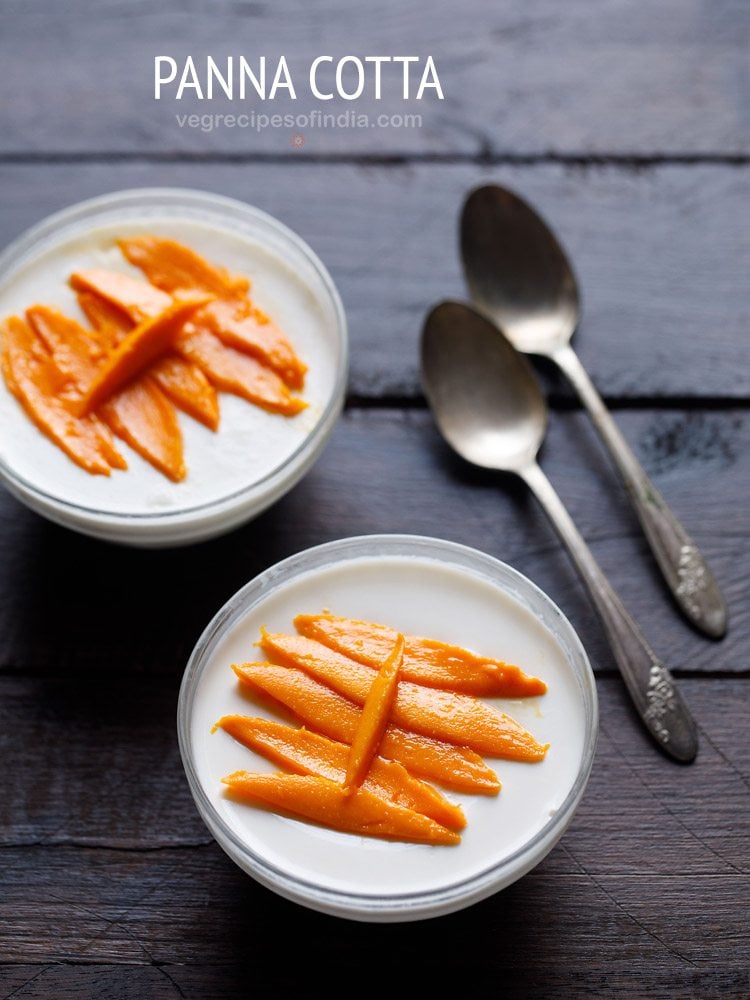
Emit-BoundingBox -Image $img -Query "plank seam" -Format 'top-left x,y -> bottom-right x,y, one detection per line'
0,152 -> 748,168
344,395 -> 750,412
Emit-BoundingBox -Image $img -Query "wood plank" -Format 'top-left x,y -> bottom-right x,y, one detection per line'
0,408 -> 746,677
0,162 -> 748,399
1,963 -> 748,1000
1,0 -> 747,156
0,859 -> 747,972
0,966 -> 184,1000
1,676 -> 748,872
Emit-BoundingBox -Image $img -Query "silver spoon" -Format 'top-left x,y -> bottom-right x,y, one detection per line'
421,300 -> 698,763
461,184 -> 727,640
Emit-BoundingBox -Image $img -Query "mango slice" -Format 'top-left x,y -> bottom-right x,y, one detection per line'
71,269 -> 306,416
176,328 -> 307,416
27,305 -> 185,482
119,236 -> 306,390
98,377 -> 186,482
149,354 -> 220,431
345,633 -> 404,789
200,299 -> 307,390
78,290 -> 220,431
0,316 -> 123,475
233,663 -> 500,794
216,715 -> 465,831
294,613 -> 548,697
222,771 -> 461,846
71,269 -> 171,323
76,294 -> 211,416
76,289 -> 132,338
118,235 -> 250,300
260,633 -> 549,762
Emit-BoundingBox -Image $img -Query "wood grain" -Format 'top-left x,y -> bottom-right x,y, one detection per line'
1,962 -> 748,1000
0,408 -> 745,677
0,161 -> 748,400
1,0 -> 747,157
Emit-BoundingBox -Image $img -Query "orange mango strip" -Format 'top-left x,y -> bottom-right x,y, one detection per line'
222,771 -> 460,846
149,354 -> 220,431
175,328 -> 307,417
75,294 -> 212,416
345,633 -> 404,790
118,235 -> 306,390
76,289 -> 134,340
70,268 -> 172,323
200,300 -> 307,391
72,270 -> 306,417
118,234 -> 250,300
233,663 -> 500,795
260,633 -> 549,762
216,715 -> 465,832
27,305 -> 186,482
96,379 -> 186,482
78,290 -> 220,431
294,613 -> 548,698
0,316 -> 123,475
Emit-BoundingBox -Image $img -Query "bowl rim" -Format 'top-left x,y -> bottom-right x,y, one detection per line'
177,533 -> 599,920
0,186 -> 348,526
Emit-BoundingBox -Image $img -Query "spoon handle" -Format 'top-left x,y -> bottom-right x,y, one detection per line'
521,461 -> 698,762
551,344 -> 727,639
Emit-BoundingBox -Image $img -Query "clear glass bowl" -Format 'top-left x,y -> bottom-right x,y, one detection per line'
178,534 -> 598,921
0,188 -> 347,546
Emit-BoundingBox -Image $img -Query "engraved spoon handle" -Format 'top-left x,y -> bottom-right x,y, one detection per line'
520,461 -> 698,762
551,344 -> 727,639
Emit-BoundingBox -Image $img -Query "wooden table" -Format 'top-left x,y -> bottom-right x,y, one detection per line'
1,3 -> 748,996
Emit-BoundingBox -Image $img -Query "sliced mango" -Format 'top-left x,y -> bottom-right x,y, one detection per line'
233,663 -> 500,794
119,234 -> 250,299
0,316 -> 123,475
200,299 -> 307,390
70,269 -> 171,323
149,354 -> 219,431
216,715 -> 465,831
222,771 -> 460,846
76,294 -> 211,416
260,633 -> 549,762
294,613 -> 548,697
78,290 -> 220,431
71,269 -> 306,417
27,305 -> 185,482
176,328 -> 306,416
345,633 -> 404,790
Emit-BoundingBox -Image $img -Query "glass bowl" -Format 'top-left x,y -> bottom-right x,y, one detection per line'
178,534 -> 598,921
0,188 -> 347,546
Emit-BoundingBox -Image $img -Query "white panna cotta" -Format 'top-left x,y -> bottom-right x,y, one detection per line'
0,190 -> 346,545
179,536 -> 598,921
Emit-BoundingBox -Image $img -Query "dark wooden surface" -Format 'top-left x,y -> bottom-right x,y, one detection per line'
1,3 -> 748,998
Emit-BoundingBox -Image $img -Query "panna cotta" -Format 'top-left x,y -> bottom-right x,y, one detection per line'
0,189 -> 347,545
179,535 -> 598,921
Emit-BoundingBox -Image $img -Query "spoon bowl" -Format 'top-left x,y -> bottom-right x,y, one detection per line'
461,186 -> 578,354
422,301 -> 546,472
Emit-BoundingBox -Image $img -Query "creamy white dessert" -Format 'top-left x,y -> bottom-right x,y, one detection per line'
0,214 -> 342,522
187,550 -> 593,912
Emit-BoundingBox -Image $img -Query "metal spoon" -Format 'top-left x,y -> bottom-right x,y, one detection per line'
461,184 -> 727,640
421,300 -> 698,763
